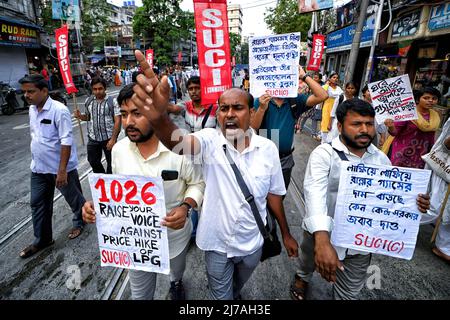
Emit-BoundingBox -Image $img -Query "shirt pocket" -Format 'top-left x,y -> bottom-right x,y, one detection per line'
39,122 -> 57,141
252,172 -> 271,198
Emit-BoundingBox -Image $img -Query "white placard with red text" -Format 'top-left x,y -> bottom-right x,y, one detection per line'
331,163 -> 431,260
249,32 -> 301,98
368,74 -> 418,123
194,0 -> 232,105
55,25 -> 78,94
88,174 -> 169,274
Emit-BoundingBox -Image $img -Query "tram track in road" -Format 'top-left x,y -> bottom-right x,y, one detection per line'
0,159 -> 104,248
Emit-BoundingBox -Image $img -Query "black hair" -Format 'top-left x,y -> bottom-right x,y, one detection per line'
345,81 -> 359,92
18,74 -> 48,90
91,76 -> 107,89
362,84 -> 369,94
336,98 -> 375,124
414,86 -> 441,102
187,76 -> 200,88
117,83 -> 136,107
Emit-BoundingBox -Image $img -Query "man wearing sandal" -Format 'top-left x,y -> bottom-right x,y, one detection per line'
291,99 -> 431,300
19,74 -> 85,259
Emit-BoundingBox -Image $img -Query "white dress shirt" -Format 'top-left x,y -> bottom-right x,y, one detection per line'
112,138 -> 205,259
192,128 -> 286,258
29,96 -> 78,174
303,136 -> 392,260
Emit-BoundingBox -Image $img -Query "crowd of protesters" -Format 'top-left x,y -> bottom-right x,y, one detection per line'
17,48 -> 449,301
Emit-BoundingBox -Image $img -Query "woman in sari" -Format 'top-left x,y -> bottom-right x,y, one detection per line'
383,87 -> 441,169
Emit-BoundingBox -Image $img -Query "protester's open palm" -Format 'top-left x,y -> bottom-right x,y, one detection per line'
132,50 -> 170,122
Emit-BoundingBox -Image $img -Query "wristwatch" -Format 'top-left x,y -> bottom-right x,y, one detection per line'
302,74 -> 310,82
181,201 -> 192,218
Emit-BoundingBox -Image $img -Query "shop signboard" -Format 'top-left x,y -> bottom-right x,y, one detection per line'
391,9 -> 421,39
326,15 -> 375,53
298,0 -> 353,13
0,20 -> 40,48
52,0 -> 80,22
104,46 -> 121,57
391,0 -> 420,11
428,3 -> 450,32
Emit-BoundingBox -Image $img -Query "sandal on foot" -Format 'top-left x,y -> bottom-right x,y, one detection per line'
432,247 -> 450,264
19,240 -> 54,259
68,227 -> 82,240
290,274 -> 308,300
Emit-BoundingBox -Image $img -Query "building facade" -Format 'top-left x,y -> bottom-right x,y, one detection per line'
227,4 -> 242,36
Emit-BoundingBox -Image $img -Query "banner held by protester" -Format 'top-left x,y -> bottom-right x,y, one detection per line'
193,0 -> 232,105
88,174 -> 170,274
249,32 -> 301,98
331,163 -> 431,260
368,74 -> 418,124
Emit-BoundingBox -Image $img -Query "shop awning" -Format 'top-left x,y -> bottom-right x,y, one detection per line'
87,54 -> 105,64
0,15 -> 41,30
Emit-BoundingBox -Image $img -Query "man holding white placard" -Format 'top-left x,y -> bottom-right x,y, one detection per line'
82,83 -> 205,300
290,98 -> 431,300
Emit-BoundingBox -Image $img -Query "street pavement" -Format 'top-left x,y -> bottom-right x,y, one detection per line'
0,102 -> 449,300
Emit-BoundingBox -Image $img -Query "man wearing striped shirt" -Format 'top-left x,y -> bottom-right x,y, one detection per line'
74,77 -> 121,173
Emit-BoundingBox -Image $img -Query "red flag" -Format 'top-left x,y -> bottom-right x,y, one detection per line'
232,56 -> 236,67
55,25 -> 77,94
145,49 -> 154,69
194,0 -> 232,105
177,51 -> 182,63
307,34 -> 325,72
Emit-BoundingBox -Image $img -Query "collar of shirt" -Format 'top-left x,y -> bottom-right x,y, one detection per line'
219,128 -> 263,156
129,140 -> 171,161
31,96 -> 52,113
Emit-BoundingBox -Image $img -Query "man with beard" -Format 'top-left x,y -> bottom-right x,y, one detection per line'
290,98 -> 431,300
81,83 -> 204,300
129,50 -> 298,300
18,74 -> 85,258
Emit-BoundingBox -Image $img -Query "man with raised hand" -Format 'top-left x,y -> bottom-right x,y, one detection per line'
130,50 -> 298,300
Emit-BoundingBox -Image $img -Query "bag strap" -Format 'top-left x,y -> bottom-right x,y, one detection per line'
328,142 -> 350,161
222,145 -> 270,239
201,104 -> 213,129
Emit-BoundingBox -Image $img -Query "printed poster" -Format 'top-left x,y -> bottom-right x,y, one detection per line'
331,163 -> 431,260
89,174 -> 170,274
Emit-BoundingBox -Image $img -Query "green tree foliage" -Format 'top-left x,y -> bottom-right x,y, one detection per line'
264,0 -> 312,41
80,0 -> 111,53
229,33 -> 241,60
133,0 -> 194,66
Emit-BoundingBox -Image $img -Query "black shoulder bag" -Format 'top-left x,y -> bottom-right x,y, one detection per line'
222,145 -> 282,262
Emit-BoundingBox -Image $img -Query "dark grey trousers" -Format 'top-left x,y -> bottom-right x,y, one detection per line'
30,169 -> 85,246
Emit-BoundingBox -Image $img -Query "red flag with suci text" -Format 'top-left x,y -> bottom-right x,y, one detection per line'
146,49 -> 154,69
194,0 -> 232,105
55,25 -> 77,94
307,34 -> 325,72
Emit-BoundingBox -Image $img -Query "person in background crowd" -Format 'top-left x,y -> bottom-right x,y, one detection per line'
326,81 -> 358,143
18,74 -> 85,259
41,64 -> 52,91
361,84 -> 387,148
251,67 -> 328,191
130,50 -> 298,300
382,87 -> 441,169
290,98 -> 430,300
74,77 -> 121,174
320,72 -> 343,144
82,83 -> 204,300
426,117 -> 450,263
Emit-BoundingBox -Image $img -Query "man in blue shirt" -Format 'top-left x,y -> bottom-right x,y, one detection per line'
251,66 -> 328,189
18,74 -> 86,259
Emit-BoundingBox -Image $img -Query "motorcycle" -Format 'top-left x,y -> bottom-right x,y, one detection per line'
0,82 -> 24,116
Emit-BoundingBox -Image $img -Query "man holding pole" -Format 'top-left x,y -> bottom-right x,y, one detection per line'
18,74 -> 86,258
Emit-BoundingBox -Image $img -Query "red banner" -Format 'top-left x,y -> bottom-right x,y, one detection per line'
177,51 -> 182,63
307,34 -> 325,72
194,0 -> 232,105
145,49 -> 154,69
55,25 -> 77,94
231,56 -> 236,67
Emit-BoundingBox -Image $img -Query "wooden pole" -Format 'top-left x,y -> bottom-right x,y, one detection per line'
73,93 -> 85,146
431,184 -> 450,243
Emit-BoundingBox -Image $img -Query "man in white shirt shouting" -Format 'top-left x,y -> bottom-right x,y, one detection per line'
129,50 -> 298,300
